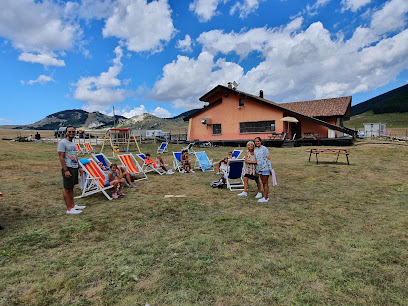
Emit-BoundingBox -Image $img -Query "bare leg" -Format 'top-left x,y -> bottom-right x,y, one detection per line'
243,177 -> 249,192
260,175 -> 269,199
256,179 -> 262,193
63,188 -> 75,210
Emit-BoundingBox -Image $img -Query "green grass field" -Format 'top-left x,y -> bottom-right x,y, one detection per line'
1,139 -> 407,305
345,111 -> 408,131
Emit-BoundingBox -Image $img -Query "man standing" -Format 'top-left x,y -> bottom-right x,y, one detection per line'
58,126 -> 86,214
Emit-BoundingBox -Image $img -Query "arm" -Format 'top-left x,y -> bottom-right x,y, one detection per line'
58,152 -> 71,178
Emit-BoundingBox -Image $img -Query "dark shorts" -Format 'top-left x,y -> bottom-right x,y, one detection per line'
62,167 -> 79,189
244,174 -> 259,181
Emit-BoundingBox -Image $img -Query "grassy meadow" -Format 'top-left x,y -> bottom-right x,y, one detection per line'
0,134 -> 407,305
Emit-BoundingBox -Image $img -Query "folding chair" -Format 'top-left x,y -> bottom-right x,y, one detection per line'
232,149 -> 243,159
222,159 -> 245,191
83,143 -> 94,154
194,151 -> 214,172
157,142 -> 168,154
135,153 -> 166,175
75,143 -> 85,155
75,158 -> 114,200
118,154 -> 148,181
92,152 -> 112,168
172,152 -> 183,172
182,142 -> 195,154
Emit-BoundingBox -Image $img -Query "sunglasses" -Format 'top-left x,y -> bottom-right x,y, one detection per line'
67,131 -> 76,133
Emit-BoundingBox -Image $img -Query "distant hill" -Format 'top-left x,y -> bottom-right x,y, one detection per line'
6,108 -> 201,131
351,84 -> 408,116
15,109 -> 127,130
118,109 -> 200,132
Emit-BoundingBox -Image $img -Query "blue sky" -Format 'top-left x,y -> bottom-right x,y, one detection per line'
1,0 -> 407,125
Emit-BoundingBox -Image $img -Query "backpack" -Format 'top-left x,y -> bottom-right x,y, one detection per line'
210,178 -> 225,188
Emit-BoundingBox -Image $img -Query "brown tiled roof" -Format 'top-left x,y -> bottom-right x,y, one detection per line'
280,97 -> 352,117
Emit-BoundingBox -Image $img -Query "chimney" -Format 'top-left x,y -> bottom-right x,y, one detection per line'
227,82 -> 233,89
259,90 -> 263,98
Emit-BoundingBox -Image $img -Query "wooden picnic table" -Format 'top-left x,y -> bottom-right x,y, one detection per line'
308,148 -> 351,165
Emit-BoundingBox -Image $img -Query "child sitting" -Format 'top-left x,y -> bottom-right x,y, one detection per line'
181,150 -> 194,173
105,163 -> 126,199
156,154 -> 174,174
98,161 -> 135,188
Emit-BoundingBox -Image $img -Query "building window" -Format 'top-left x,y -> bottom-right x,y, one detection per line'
213,124 -> 222,135
240,120 -> 275,133
239,98 -> 245,107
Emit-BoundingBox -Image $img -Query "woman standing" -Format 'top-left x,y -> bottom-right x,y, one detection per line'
238,141 -> 262,198
254,137 -> 272,203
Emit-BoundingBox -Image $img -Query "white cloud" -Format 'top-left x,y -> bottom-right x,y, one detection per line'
370,0 -> 408,35
152,107 -> 171,118
64,0 -> 115,20
0,0 -> 79,64
176,35 -> 193,53
74,45 -> 133,108
150,51 -> 244,109
341,0 -> 371,12
103,0 -> 176,53
113,105 -> 147,118
189,0 -> 223,22
0,118 -> 10,122
230,0 -> 260,19
22,75 -> 55,85
18,52 -> 65,67
151,2 -> 408,106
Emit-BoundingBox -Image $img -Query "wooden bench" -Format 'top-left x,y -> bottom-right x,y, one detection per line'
308,148 -> 351,165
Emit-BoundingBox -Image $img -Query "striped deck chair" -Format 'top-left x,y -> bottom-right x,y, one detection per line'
232,149 -> 243,159
194,151 -> 214,172
157,142 -> 168,154
118,154 -> 148,181
172,152 -> 183,172
83,143 -> 94,153
75,158 -> 114,200
135,153 -> 166,175
222,159 -> 245,191
75,143 -> 85,155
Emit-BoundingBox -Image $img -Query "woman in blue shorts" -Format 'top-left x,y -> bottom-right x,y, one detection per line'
254,137 -> 272,203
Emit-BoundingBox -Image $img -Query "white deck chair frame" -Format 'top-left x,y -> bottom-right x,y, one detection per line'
172,152 -> 183,172
182,142 -> 195,154
157,142 -> 168,154
194,151 -> 214,172
135,153 -> 166,175
75,159 -> 114,200
118,154 -> 148,181
232,149 -> 243,159
222,159 -> 245,191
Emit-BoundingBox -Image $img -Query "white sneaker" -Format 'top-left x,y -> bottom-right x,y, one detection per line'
255,192 -> 263,199
66,208 -> 82,214
257,197 -> 269,203
74,205 -> 86,210
190,169 -> 195,173
237,191 -> 247,197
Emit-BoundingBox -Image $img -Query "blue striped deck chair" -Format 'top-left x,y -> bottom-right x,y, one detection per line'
232,149 -> 243,159
157,142 -> 168,154
172,152 -> 183,172
194,151 -> 214,172
223,159 -> 245,191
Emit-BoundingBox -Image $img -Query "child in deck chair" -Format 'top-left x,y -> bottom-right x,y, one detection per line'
216,151 -> 233,174
181,150 -> 194,173
98,162 -> 135,188
106,164 -> 126,199
156,154 -> 174,174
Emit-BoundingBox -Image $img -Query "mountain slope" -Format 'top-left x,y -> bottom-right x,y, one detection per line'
351,84 -> 408,116
16,109 -> 126,130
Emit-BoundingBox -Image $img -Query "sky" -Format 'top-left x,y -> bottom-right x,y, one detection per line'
0,0 -> 408,125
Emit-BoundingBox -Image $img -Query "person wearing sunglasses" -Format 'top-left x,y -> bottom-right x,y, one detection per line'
57,126 -> 86,214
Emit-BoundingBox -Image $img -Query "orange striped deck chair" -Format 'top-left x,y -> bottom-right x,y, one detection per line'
75,143 -> 85,155
83,142 -> 94,153
118,154 -> 148,181
75,158 -> 114,200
